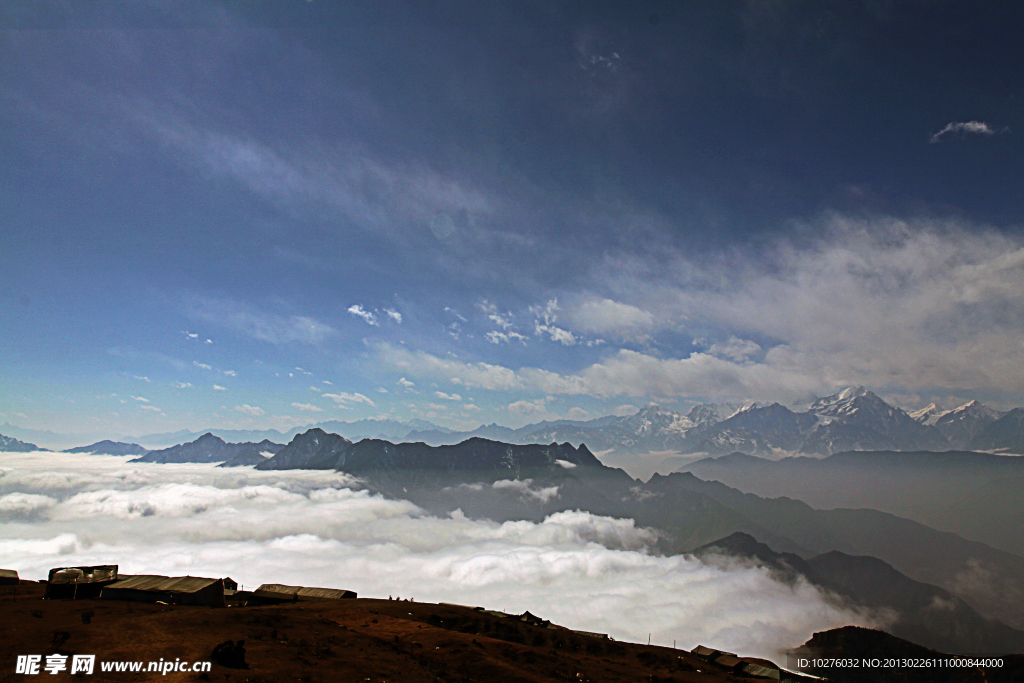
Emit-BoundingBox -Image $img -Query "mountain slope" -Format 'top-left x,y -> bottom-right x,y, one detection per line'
657,472 -> 1024,631
695,403 -> 817,455
693,532 -> 1024,654
932,401 -> 1003,449
256,428 -> 353,470
0,433 -> 46,452
801,387 -> 950,455
131,433 -> 284,464
64,440 -> 149,456
678,449 -> 1024,555
970,408 -> 1024,454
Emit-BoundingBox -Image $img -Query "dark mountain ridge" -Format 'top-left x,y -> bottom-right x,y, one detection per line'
0,433 -> 47,452
130,433 -> 284,464
693,532 -> 1024,654
63,440 -> 149,456
678,449 -> 1024,556
257,426 -> 1024,642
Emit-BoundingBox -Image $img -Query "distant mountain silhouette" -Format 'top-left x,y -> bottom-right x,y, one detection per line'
64,440 -> 149,456
678,449 -> 1024,556
131,433 -> 283,464
0,433 -> 46,452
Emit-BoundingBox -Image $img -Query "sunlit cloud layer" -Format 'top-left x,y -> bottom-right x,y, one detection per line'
0,453 -> 877,659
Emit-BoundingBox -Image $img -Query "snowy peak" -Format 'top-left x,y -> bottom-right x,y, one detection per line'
942,400 -> 1001,422
909,404 -> 946,426
623,404 -> 694,435
810,386 -> 885,418
934,400 -> 1004,449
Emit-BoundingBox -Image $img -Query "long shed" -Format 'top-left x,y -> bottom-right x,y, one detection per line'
256,583 -> 357,600
100,575 -> 225,607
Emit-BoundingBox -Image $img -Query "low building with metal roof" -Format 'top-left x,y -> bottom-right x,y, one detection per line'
100,575 -> 225,608
0,569 -> 18,586
45,565 -> 118,599
255,583 -> 356,600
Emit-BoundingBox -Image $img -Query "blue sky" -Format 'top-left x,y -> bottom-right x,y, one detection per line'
2,0 -> 1024,437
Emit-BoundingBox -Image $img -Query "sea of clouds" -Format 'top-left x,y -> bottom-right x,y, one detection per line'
0,452 -> 879,659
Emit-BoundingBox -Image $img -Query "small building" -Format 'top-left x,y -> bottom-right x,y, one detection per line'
100,575 -> 225,608
254,583 -> 356,601
45,565 -> 118,599
518,611 -> 552,628
691,645 -> 721,659
739,659 -> 781,680
0,569 -> 19,586
714,653 -> 744,670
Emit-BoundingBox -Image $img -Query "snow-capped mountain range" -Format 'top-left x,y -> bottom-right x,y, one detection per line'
403,387 -> 1020,457
3,387 -> 1022,457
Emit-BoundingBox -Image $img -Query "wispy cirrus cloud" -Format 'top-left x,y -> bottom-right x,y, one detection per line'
187,297 -> 335,346
930,121 -> 1008,143
323,392 -> 376,407
234,404 -> 265,417
531,299 -> 577,346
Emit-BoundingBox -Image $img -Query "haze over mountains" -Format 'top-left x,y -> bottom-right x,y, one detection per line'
680,449 -> 1024,557
6,403 -> 1024,655
6,388 -> 1024,469
72,424 -> 1023,646
243,429 -> 1024,648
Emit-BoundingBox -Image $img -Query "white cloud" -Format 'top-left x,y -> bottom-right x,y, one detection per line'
170,381 -> 193,389
612,404 -> 639,416
133,376 -> 151,382
183,331 -> 199,339
566,299 -> 654,337
377,387 -> 389,394
507,398 -> 549,416
462,403 -> 481,412
0,454 -> 877,661
323,392 -> 376,407
930,121 -> 1008,143
379,344 -> 521,391
347,304 -> 378,326
565,407 -> 590,420
706,336 -> 762,363
376,219 -> 1024,402
131,396 -> 149,403
291,403 -> 324,413
0,492 -> 57,514
310,386 -> 322,392
193,361 -> 213,371
205,339 -> 213,344
188,297 -> 336,346
384,308 -> 402,324
485,330 -> 528,344
139,405 -> 161,412
435,391 -> 462,401
322,380 -> 332,385
491,479 -> 560,503
235,404 -> 265,417
397,377 -> 415,389
531,299 -> 577,346
223,370 -> 237,377
213,385 -> 227,391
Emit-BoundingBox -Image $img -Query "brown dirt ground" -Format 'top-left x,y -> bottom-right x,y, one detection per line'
0,582 -> 772,683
